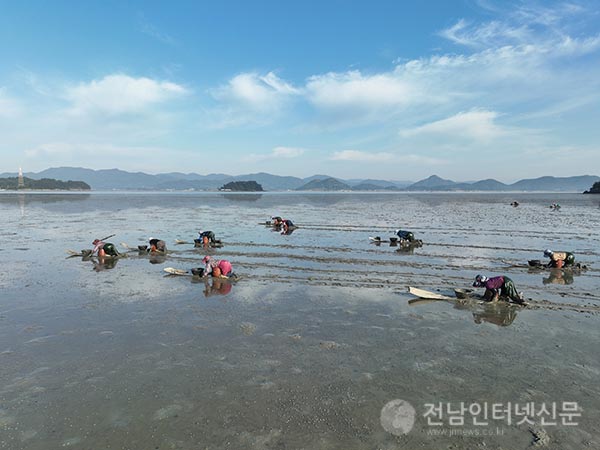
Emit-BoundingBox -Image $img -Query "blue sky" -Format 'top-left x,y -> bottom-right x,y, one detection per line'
1,0 -> 599,182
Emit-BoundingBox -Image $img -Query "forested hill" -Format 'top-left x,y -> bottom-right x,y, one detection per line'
219,180 -> 264,191
0,177 -> 91,190
583,181 -> 600,194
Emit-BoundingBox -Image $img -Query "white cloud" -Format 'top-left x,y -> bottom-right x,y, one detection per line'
400,154 -> 448,165
400,109 -> 504,142
554,34 -> 600,57
211,72 -> 300,112
138,13 -> 176,45
204,2 -> 600,133
306,71 -> 418,111
519,94 -> 600,120
514,2 -> 585,27
439,19 -> 530,48
17,66 -> 54,96
0,89 -> 22,117
299,13 -> 599,126
24,142 -> 164,159
243,146 -> 305,162
439,3 -> 600,56
439,19 -> 476,47
206,72 -> 301,128
66,74 -> 187,116
329,150 -> 446,165
330,150 -> 394,162
261,72 -> 300,96
272,146 -> 304,158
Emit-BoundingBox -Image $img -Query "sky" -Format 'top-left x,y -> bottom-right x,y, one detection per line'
1,0 -> 599,182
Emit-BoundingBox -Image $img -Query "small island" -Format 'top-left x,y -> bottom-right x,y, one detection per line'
583,181 -> 600,194
0,177 -> 91,190
219,180 -> 264,192
296,177 -> 351,191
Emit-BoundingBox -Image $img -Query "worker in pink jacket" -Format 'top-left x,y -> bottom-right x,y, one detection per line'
202,255 -> 233,278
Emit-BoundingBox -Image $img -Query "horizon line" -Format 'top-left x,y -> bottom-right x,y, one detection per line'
3,166 -> 599,186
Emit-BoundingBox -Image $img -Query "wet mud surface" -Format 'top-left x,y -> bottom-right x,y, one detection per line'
0,192 -> 599,449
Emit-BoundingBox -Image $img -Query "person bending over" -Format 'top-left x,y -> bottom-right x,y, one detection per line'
92,239 -> 120,258
395,229 -> 416,243
196,230 -> 217,245
543,249 -> 575,269
281,219 -> 295,234
202,255 -> 233,278
472,274 -> 524,304
148,237 -> 166,253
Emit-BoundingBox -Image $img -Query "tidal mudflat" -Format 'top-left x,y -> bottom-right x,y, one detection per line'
1,192 -> 599,449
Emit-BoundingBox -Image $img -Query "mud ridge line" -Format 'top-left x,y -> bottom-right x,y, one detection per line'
192,240 -> 600,257
292,223 -> 570,235
245,276 -> 600,314
160,258 -> 600,302
160,252 -> 600,285
164,251 -> 466,271
170,245 -> 600,277
164,250 -> 599,279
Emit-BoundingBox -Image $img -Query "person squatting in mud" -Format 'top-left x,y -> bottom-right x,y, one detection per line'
543,249 -> 575,269
202,255 -> 234,278
472,274 -> 525,304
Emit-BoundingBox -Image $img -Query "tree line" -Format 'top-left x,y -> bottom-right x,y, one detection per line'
219,181 -> 264,191
0,177 -> 91,190
583,181 -> 600,194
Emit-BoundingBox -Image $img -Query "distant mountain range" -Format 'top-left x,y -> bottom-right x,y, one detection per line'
404,174 -> 600,192
0,167 -> 413,191
0,167 -> 597,192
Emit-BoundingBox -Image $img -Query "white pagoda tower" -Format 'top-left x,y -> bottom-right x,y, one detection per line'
18,167 -> 25,188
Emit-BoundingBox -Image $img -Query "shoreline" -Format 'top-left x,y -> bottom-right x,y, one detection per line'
0,189 -> 588,194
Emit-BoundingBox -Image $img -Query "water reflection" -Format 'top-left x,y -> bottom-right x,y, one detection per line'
221,193 -> 263,202
92,255 -> 120,271
148,254 -> 167,265
471,304 -> 518,326
202,277 -> 234,297
67,249 -> 122,271
370,240 -> 423,253
409,297 -> 520,327
188,273 -> 236,298
18,193 -> 25,217
395,243 -> 423,254
452,296 -> 520,327
280,227 -> 297,236
370,239 -> 397,247
297,193 -> 348,206
0,192 -> 91,211
265,222 -> 299,236
1,192 -> 594,217
542,268 -> 574,285
529,266 -> 586,286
